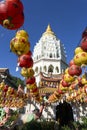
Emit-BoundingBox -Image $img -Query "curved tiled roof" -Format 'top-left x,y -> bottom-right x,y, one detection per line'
40,72 -> 62,82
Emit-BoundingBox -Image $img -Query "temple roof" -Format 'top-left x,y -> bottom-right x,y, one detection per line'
38,72 -> 62,95
0,68 -> 9,73
40,72 -> 62,82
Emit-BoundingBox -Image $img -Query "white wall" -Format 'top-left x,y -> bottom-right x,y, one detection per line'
25,100 -> 87,122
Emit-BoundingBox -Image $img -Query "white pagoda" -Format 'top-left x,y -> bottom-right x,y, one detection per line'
33,24 -> 68,86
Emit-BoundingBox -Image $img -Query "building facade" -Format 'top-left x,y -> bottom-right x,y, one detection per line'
33,25 -> 68,86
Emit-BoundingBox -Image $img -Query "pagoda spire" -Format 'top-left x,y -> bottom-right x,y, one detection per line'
46,24 -> 52,32
43,24 -> 55,36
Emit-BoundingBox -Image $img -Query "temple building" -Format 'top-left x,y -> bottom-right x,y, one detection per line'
33,24 -> 68,87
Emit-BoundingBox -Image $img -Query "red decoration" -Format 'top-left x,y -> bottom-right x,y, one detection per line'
0,0 -> 24,30
80,38 -> 87,51
30,87 -> 38,93
69,59 -> 76,66
0,1 -> 7,23
26,51 -> 32,57
82,28 -> 87,38
77,77 -> 83,87
3,85 -> 9,92
58,89 -> 64,94
6,0 -> 23,17
61,80 -> 70,87
26,77 -> 36,84
18,54 -> 33,68
68,64 -> 82,76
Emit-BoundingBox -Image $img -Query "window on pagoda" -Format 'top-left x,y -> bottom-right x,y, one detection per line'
43,66 -> 47,72
56,66 -> 59,73
44,46 -> 46,49
50,53 -> 52,58
35,67 -> 38,73
48,65 -> 54,73
57,51 -> 59,58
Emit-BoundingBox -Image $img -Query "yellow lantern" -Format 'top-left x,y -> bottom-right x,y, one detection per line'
16,30 -> 29,41
74,47 -> 83,55
81,74 -> 87,85
74,51 -> 87,66
20,67 -> 34,78
10,37 -> 30,56
0,82 -> 5,90
63,73 -> 75,83
64,68 -> 69,74
26,83 -> 37,89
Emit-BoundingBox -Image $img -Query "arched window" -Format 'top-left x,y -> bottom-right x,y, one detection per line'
35,67 -> 38,73
44,46 -> 46,49
48,65 -> 54,73
57,51 -> 59,58
50,53 -> 52,58
56,66 -> 59,73
43,66 -> 47,72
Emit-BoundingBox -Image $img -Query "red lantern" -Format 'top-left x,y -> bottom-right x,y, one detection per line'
26,51 -> 32,57
61,80 -> 70,87
58,89 -> 64,94
0,1 -> 7,24
18,54 -> 33,68
6,0 -> 23,17
80,38 -> 87,52
3,85 -> 9,92
30,87 -> 38,93
26,77 -> 36,85
69,59 -> 76,67
82,28 -> 87,39
68,64 -> 82,76
0,0 -> 24,30
77,77 -> 83,87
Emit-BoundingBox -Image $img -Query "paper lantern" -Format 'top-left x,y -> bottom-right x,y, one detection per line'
0,0 -> 24,30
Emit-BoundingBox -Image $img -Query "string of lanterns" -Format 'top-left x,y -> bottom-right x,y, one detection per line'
0,0 -> 42,108
0,81 -> 28,108
10,29 -> 42,103
48,28 -> 87,103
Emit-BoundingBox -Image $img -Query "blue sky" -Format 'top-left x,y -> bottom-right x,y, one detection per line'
0,0 -> 87,78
